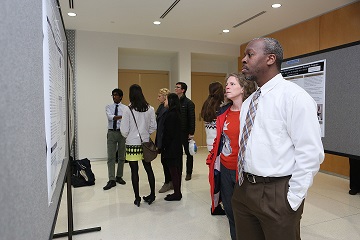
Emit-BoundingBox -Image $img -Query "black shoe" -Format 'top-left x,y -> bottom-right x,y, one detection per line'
185,174 -> 192,181
211,205 -> 226,215
134,197 -> 141,207
116,177 -> 126,185
164,193 -> 182,201
349,189 -> 359,195
143,194 -> 156,205
103,180 -> 116,190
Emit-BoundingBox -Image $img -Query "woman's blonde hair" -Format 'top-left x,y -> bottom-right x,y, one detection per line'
159,88 -> 170,96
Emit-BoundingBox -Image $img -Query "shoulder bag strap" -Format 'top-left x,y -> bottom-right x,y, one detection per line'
129,106 -> 143,143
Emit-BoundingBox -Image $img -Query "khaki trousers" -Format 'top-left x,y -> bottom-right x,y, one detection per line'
107,130 -> 126,180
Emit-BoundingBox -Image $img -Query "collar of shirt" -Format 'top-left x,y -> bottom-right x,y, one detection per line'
257,73 -> 283,97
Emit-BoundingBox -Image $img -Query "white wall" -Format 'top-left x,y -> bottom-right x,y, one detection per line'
75,30 -> 239,159
191,58 -> 237,73
118,54 -> 173,71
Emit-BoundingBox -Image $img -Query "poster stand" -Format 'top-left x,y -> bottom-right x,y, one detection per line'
52,147 -> 101,239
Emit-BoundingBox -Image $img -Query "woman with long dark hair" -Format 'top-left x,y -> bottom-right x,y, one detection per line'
120,84 -> 157,207
201,81 -> 225,152
201,81 -> 226,215
161,93 -> 183,201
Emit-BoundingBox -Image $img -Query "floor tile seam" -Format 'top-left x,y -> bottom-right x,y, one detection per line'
301,215 -> 345,228
302,211 -> 360,228
317,194 -> 360,210
184,187 -> 211,205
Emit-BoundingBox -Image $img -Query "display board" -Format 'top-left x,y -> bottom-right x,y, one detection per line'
281,41 -> 360,159
43,0 -> 68,204
1,0 -> 69,239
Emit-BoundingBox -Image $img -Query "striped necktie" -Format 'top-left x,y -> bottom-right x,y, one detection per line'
238,89 -> 261,185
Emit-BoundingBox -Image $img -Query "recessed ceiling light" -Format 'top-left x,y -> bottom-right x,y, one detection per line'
222,29 -> 230,33
272,3 -> 282,8
68,12 -> 76,17
153,21 -> 161,25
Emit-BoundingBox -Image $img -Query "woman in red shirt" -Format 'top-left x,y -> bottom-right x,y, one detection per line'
206,73 -> 256,240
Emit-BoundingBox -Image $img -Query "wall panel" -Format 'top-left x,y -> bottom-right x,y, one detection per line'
268,18 -> 320,59
319,1 -> 360,49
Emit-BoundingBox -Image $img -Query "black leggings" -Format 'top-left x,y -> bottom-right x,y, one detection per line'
168,165 -> 181,196
128,160 -> 155,199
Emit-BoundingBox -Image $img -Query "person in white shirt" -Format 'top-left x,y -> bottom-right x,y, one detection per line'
120,84 -> 157,207
103,88 -> 127,190
231,37 -> 324,240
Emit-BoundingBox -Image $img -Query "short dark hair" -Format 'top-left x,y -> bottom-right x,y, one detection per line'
112,88 -> 123,97
176,82 -> 187,94
262,37 -> 283,71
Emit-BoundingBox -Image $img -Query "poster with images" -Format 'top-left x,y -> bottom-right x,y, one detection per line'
281,60 -> 326,137
43,0 -> 66,204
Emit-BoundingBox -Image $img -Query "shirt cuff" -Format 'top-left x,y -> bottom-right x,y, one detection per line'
287,191 -> 303,211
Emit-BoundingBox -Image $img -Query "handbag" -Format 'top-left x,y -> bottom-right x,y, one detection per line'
129,107 -> 158,162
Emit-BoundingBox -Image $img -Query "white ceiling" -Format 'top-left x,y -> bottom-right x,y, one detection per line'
59,0 -> 357,45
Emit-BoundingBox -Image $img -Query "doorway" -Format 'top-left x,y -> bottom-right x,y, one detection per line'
191,72 -> 226,147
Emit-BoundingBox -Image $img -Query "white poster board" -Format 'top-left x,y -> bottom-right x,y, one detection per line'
43,0 -> 66,204
281,60 -> 326,137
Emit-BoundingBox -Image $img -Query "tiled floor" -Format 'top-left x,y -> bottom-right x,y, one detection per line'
54,148 -> 360,240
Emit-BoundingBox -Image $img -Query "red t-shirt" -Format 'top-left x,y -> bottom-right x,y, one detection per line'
220,110 -> 240,170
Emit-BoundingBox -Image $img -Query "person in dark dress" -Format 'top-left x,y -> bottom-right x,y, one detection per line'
161,93 -> 183,201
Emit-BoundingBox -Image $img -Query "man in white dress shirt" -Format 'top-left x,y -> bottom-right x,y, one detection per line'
231,38 -> 324,240
103,88 -> 127,190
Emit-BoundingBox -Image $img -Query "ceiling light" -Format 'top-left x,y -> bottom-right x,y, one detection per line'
68,12 -> 76,17
272,3 -> 282,8
153,21 -> 161,25
222,29 -> 230,33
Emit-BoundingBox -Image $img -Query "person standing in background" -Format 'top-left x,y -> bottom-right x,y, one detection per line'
162,93 -> 183,201
155,88 -> 173,193
120,84 -> 157,207
349,158 -> 360,195
232,37 -> 324,240
201,82 -> 224,152
201,81 -> 226,216
206,74 -> 256,239
175,82 -> 195,181
103,88 -> 127,190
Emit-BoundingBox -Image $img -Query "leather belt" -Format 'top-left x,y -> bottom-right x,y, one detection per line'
108,129 -> 120,131
244,173 -> 290,184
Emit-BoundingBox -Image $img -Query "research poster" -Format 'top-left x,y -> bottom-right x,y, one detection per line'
68,58 -> 75,149
281,60 -> 326,137
43,0 -> 66,204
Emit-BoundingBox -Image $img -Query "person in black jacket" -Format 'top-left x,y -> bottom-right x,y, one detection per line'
174,82 -> 195,181
162,93 -> 183,201
155,88 -> 173,193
